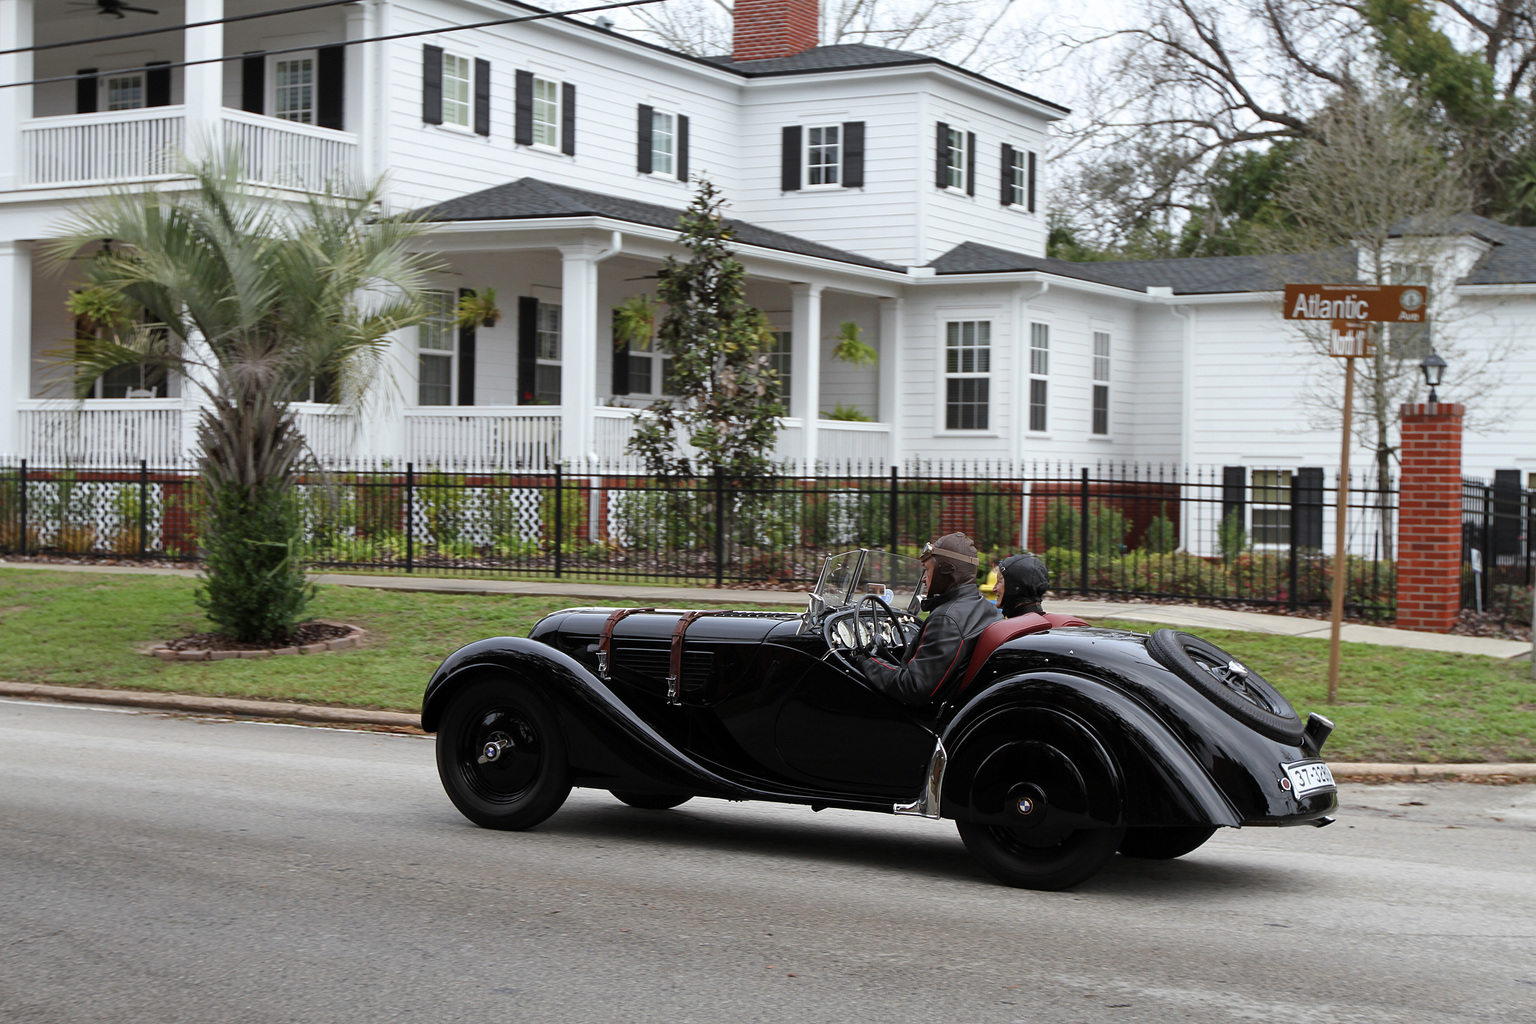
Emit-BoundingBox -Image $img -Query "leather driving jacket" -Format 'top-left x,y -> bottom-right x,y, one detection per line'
856,583 -> 1001,707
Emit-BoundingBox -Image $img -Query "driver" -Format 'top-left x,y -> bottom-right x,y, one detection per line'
853,533 -> 1001,707
996,553 -> 1051,618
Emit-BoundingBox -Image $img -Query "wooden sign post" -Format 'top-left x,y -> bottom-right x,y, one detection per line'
1283,284 -> 1428,703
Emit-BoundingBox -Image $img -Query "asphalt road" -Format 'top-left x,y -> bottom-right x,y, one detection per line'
3,698 -> 1533,1024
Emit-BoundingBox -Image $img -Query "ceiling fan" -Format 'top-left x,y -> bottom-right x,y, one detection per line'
70,0 -> 162,18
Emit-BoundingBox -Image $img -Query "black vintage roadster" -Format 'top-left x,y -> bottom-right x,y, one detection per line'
422,548 -> 1338,890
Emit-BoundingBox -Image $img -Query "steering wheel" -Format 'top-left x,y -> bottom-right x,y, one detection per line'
822,594 -> 907,673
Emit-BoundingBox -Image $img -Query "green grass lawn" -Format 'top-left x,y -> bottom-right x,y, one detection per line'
2,567 -> 1532,763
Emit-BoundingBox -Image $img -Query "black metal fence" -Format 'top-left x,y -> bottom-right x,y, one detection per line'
1,459 -> 1421,617
1462,475 -> 1534,625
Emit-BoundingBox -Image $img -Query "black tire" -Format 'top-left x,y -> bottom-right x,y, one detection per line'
1119,825 -> 1218,860
958,818 -> 1127,891
610,791 -> 693,810
435,678 -> 571,830
955,715 -> 1126,890
1145,629 -> 1306,744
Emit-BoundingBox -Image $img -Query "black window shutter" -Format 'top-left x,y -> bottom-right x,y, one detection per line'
76,69 -> 98,114
457,289 -> 476,406
560,82 -> 576,155
145,61 -> 171,107
1292,466 -> 1324,549
1000,143 -> 1014,206
240,54 -> 263,114
514,70 -> 533,145
517,297 -> 538,404
612,327 -> 630,396
1221,466 -> 1246,533
1494,469 -> 1522,555
637,104 -> 653,173
422,45 -> 443,125
317,45 -> 345,130
965,131 -> 976,196
1027,150 -> 1038,212
781,126 -> 802,191
677,114 -> 690,181
842,121 -> 864,188
473,58 -> 491,136
935,121 -> 949,188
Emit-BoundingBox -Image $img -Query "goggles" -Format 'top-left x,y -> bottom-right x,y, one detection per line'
919,541 -> 979,566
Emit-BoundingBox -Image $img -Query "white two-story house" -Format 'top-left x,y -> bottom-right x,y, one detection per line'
1,0 -> 1532,485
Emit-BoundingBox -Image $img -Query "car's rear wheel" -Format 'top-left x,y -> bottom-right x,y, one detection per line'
435,678 -> 571,830
956,714 -> 1126,890
1118,825 -> 1218,860
610,790 -> 692,810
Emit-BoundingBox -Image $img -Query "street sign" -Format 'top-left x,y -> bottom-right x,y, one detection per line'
1328,320 -> 1374,358
1284,284 -> 1427,323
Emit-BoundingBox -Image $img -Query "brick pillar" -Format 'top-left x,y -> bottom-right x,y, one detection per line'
733,0 -> 819,61
1395,402 -> 1464,632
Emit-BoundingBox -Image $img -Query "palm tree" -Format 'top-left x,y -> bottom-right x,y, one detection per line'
45,153 -> 441,642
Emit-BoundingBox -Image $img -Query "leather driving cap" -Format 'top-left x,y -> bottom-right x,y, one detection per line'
923,533 -> 980,566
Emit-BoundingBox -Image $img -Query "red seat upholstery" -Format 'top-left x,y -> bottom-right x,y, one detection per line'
958,611 -> 1092,692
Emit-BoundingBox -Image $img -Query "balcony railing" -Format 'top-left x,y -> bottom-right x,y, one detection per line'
17,108 -> 358,192
404,408 -> 562,470
18,399 -> 187,466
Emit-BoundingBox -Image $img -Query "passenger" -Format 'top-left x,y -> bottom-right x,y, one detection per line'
996,553 -> 1051,618
853,533 -> 1001,707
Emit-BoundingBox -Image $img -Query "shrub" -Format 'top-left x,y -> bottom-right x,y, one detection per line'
1140,513 -> 1177,554
1217,509 -> 1248,561
1118,550 -> 1234,598
196,483 -> 314,643
1042,498 -> 1127,555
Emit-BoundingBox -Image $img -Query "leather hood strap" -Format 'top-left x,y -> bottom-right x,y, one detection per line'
597,607 -> 655,679
668,610 -> 723,704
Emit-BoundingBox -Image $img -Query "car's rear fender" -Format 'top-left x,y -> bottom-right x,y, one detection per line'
939,671 -> 1243,828
422,636 -> 746,799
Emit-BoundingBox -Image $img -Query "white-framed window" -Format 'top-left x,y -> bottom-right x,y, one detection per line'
104,72 -> 146,111
766,330 -> 792,405
1028,322 -> 1049,432
91,362 -> 166,399
1091,330 -> 1111,436
441,52 -> 473,129
1008,147 -> 1029,207
533,77 -> 561,148
944,320 -> 990,430
536,302 -> 562,404
272,53 -> 316,124
806,125 -> 841,186
418,290 -> 456,406
1252,470 -> 1292,546
945,126 -> 966,190
650,109 -> 676,176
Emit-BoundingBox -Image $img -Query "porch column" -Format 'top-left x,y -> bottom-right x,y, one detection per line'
790,283 -> 822,472
183,0 -> 224,154
0,240 -> 33,457
178,326 -> 218,466
346,3 -> 372,178
559,244 -> 605,468
0,0 -> 34,191
877,296 -> 901,467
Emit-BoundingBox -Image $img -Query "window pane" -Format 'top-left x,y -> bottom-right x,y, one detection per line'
419,291 -> 456,351
1030,323 -> 1049,376
766,331 -> 792,404
419,353 -> 452,405
1093,331 -> 1111,381
946,378 -> 989,430
628,353 -> 653,395
442,54 -> 471,128
533,78 -> 560,146
1029,378 -> 1047,432
535,364 -> 561,405
807,124 -> 841,186
536,303 -> 562,360
274,58 -> 315,124
1252,508 -> 1291,546
946,127 -> 965,188
106,75 -> 145,111
652,111 -> 674,175
1092,384 -> 1109,435
1010,149 -> 1028,205
1252,470 -> 1291,505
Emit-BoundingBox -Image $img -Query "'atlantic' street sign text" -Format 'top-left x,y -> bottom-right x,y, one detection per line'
1283,283 -> 1427,322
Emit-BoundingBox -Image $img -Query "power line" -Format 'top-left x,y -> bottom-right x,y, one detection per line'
0,1 -> 360,58
0,0 -> 666,89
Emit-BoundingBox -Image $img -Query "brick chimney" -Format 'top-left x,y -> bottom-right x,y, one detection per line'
733,0 -> 820,62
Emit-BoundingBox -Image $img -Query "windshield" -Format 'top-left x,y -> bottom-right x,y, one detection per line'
810,549 -> 926,615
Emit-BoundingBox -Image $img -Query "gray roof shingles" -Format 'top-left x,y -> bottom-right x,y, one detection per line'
417,178 -> 903,272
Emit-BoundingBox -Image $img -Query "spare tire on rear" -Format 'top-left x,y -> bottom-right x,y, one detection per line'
1145,629 -> 1305,745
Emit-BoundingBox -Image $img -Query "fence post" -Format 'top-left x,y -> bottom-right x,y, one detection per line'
888,466 -> 899,553
554,463 -> 564,579
1079,467 -> 1090,596
1482,483 -> 1495,611
404,462 -> 415,574
714,467 -> 725,588
138,459 -> 149,560
18,460 -> 27,556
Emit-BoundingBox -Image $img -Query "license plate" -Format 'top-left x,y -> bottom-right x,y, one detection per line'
1283,760 -> 1336,798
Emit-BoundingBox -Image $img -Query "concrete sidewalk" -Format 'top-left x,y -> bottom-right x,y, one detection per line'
5,558 -> 1530,660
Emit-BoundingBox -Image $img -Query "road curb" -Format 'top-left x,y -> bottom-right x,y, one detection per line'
3,681 -> 1532,781
0,680 -> 421,730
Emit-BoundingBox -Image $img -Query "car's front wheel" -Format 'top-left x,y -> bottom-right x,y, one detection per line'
435,678 -> 571,830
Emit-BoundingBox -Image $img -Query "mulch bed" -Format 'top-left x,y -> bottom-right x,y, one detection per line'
161,621 -> 354,653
